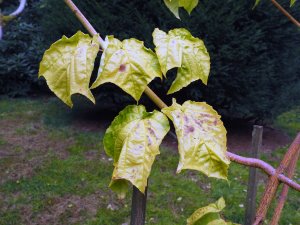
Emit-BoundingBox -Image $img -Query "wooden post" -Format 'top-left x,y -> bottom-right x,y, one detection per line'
244,125 -> 263,225
130,186 -> 147,225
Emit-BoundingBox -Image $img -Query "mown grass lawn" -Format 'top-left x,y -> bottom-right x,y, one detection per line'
0,97 -> 299,225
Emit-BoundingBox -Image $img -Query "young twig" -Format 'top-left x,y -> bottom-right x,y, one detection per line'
271,0 -> 300,28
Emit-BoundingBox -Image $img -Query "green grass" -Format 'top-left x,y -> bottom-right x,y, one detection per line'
0,98 -> 299,224
0,137 -> 7,146
1,155 -> 113,211
0,210 -> 22,225
67,132 -> 103,155
275,107 -> 300,137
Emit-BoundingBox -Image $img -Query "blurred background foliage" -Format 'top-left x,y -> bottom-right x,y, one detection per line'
0,0 -> 299,122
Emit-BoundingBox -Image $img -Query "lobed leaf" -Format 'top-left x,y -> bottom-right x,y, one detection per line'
91,36 -> 162,101
164,0 -> 199,19
187,198 -> 239,225
39,31 -> 99,107
153,28 -> 210,94
104,105 -> 170,197
162,99 -> 230,180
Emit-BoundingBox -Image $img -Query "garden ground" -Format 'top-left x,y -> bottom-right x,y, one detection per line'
0,97 -> 299,225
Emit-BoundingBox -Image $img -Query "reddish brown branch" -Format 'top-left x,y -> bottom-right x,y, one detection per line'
254,133 -> 300,225
270,147 -> 300,225
271,0 -> 300,28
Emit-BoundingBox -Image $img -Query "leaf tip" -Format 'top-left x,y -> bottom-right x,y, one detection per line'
90,82 -> 97,90
109,179 -> 129,199
89,96 -> 96,105
65,100 -> 73,108
167,89 -> 174,95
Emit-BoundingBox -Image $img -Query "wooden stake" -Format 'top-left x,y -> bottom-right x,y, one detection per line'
270,146 -> 300,225
245,125 -> 263,225
254,133 -> 300,225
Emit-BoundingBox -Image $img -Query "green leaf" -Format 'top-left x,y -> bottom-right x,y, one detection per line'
162,99 -> 230,180
179,0 -> 199,14
91,36 -> 162,101
109,179 -> 128,199
290,0 -> 297,7
104,105 -> 170,197
39,31 -> 99,107
163,0 -> 199,19
163,0 -> 180,19
187,198 -> 239,225
253,0 -> 260,8
153,28 -> 210,94
187,198 -> 225,225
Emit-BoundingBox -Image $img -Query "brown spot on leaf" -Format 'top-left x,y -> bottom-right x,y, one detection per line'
147,135 -> 152,145
185,126 -> 195,134
188,126 -> 194,132
213,119 -> 218,126
148,128 -> 159,140
184,116 -> 189,123
193,118 -> 203,128
119,64 -> 126,72
148,128 -> 155,136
